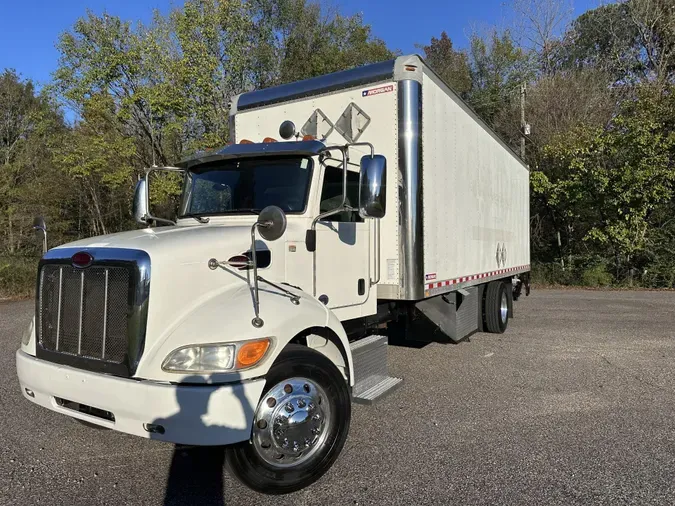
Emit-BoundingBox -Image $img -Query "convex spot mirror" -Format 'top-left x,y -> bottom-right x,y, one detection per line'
358,154 -> 387,219
257,206 -> 287,241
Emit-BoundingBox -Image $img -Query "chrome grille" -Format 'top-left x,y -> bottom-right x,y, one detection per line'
39,264 -> 131,364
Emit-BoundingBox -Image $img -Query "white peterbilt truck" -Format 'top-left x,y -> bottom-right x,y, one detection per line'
16,55 -> 530,493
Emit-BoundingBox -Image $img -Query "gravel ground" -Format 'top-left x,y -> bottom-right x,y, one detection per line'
2,289 -> 675,505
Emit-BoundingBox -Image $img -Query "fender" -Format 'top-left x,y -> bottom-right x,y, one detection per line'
135,281 -> 354,385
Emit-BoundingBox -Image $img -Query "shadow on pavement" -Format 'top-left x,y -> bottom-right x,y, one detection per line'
163,445 -> 227,506
150,373 -> 256,505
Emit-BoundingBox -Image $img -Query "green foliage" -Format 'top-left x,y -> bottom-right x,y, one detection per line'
537,87 -> 675,279
0,0 -> 393,274
4,0 -> 675,296
0,256 -> 38,299
418,31 -> 472,95
580,264 -> 613,287
467,29 -> 533,125
531,257 -> 612,287
531,262 -> 575,286
0,70 -> 68,255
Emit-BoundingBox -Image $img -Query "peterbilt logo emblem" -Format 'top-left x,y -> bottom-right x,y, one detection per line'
71,251 -> 93,268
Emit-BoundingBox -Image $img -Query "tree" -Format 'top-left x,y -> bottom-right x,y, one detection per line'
557,0 -> 675,86
273,0 -> 394,85
557,3 -> 642,81
534,86 -> 675,278
467,29 -> 532,126
418,32 -> 471,95
509,0 -> 573,74
54,93 -> 136,236
493,68 -> 616,159
0,70 -> 66,254
627,0 -> 675,85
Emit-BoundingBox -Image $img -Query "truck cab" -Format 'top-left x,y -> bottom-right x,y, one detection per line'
17,137 -> 388,495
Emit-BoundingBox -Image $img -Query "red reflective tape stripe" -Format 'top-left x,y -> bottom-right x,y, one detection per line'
424,264 -> 530,289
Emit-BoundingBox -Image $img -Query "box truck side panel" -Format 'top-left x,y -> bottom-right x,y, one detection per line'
421,70 -> 530,296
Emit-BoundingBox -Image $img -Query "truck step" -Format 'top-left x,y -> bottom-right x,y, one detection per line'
350,334 -> 403,405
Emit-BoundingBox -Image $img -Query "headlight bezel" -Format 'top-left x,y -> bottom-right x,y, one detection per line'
161,337 -> 271,373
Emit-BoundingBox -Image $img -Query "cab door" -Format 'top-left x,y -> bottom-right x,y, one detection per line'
313,164 -> 371,311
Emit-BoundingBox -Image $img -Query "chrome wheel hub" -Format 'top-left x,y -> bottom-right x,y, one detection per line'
251,377 -> 330,468
500,292 -> 508,323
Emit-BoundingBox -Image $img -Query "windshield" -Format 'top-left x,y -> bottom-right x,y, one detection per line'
179,156 -> 312,217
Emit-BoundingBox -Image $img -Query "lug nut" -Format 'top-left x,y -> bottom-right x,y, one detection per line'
313,413 -> 321,421
297,399 -> 306,408
285,403 -> 294,413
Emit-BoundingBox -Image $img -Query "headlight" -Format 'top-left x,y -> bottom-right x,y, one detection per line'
162,338 -> 271,373
22,318 -> 34,346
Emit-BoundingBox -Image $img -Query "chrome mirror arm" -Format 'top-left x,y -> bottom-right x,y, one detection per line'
249,221 -> 266,328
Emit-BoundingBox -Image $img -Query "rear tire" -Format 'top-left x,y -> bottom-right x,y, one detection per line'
227,344 -> 351,494
484,281 -> 509,333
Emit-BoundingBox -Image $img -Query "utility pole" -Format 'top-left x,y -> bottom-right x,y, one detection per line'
520,82 -> 527,160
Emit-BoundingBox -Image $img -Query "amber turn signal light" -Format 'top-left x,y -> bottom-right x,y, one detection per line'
236,339 -> 271,368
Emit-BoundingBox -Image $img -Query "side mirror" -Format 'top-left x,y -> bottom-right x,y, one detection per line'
358,154 -> 387,219
33,216 -> 47,254
257,205 -> 287,241
133,179 -> 150,225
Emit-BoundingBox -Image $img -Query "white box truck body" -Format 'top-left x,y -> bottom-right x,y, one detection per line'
16,55 -> 530,494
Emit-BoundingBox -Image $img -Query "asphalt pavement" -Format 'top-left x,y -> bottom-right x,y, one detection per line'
2,289 -> 675,505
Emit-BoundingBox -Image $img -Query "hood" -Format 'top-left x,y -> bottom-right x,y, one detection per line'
50,222 -> 297,362
54,223 -> 258,265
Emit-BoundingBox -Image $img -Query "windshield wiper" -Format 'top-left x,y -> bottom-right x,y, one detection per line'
218,209 -> 261,215
181,214 -> 210,223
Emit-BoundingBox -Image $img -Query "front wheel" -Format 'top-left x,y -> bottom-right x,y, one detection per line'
227,344 -> 351,494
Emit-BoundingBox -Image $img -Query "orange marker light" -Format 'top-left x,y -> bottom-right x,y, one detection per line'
236,339 -> 271,368
302,135 -> 316,141
239,139 -> 254,144
263,137 -> 278,143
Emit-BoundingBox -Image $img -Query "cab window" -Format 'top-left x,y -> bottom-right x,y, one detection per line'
319,166 -> 363,222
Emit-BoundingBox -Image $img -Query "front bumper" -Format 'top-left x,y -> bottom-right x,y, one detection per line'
16,350 -> 266,446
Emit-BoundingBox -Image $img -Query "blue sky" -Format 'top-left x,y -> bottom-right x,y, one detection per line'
0,0 -> 601,87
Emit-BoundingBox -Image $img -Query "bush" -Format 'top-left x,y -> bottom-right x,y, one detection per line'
0,256 -> 39,299
532,257 -> 614,287
580,264 -> 613,287
531,262 -> 575,286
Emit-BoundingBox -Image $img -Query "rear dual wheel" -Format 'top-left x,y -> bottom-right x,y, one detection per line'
227,345 -> 351,494
484,281 -> 509,333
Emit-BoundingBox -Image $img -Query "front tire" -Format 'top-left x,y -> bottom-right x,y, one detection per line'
227,344 -> 351,494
